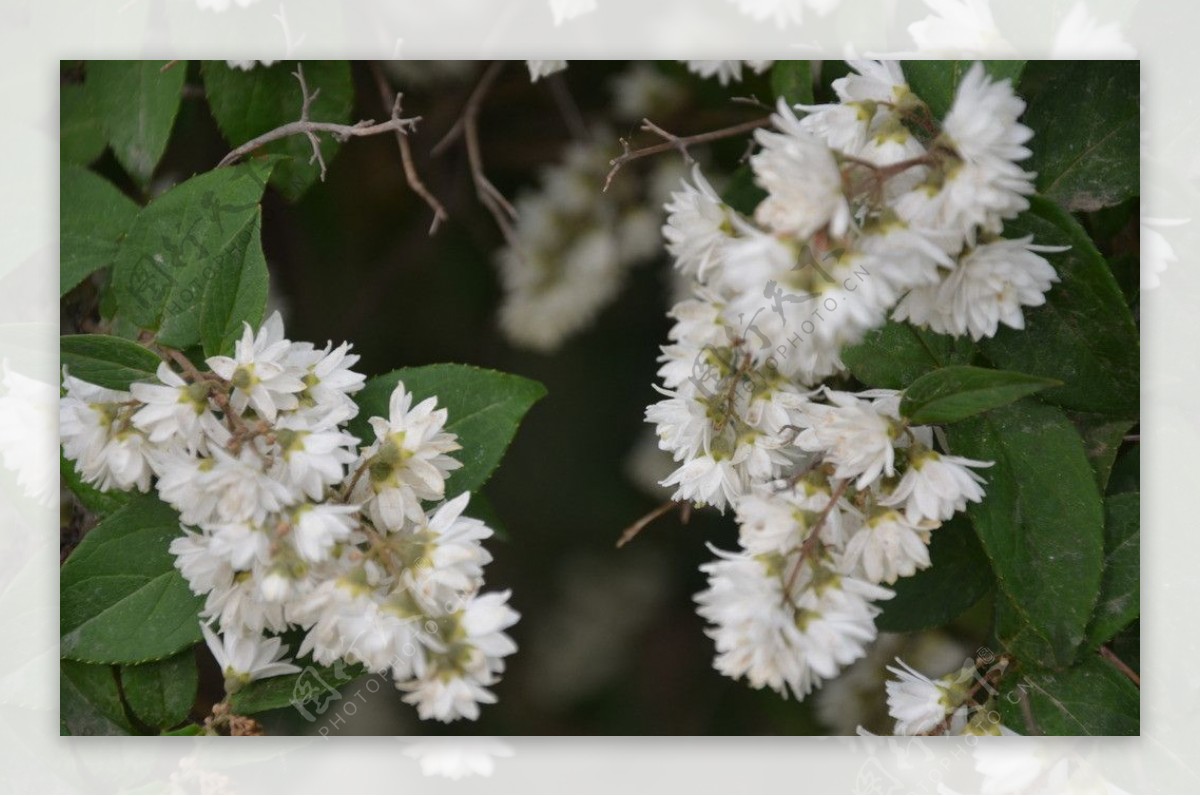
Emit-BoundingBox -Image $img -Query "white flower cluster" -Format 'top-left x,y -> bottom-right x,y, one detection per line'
496,132 -> 674,352
60,313 -> 518,722
649,60 -> 1055,702
873,655 -> 1019,736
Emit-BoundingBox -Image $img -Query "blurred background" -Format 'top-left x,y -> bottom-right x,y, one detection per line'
61,59 -> 1063,735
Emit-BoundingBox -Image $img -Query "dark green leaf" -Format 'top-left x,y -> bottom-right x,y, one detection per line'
1022,60 -> 1139,212
949,401 -> 1105,669
1086,492 -> 1139,647
903,60 -> 1027,118
86,60 -> 185,186
120,649 -> 198,730
162,724 -> 204,735
770,61 -> 813,105
1107,444 -> 1139,496
60,165 -> 140,296
721,165 -> 767,216
60,494 -> 203,664
349,364 -> 546,496
228,661 -> 363,716
201,60 -> 354,201
109,161 -> 274,348
199,211 -> 269,356
60,333 -> 162,390
900,365 -> 1059,425
843,321 -> 975,390
1072,414 -> 1135,492
875,516 -> 992,632
998,656 -> 1138,735
60,660 -> 133,736
61,451 -> 131,516
983,195 -> 1139,418
61,83 -> 107,166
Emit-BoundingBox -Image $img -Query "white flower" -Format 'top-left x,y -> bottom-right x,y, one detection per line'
197,446 -> 297,525
1050,2 -> 1135,58
403,493 -> 494,600
896,63 -> 1035,252
526,60 -> 567,82
171,530 -> 234,597
683,60 -> 774,86
0,362 -> 56,505
130,362 -> 213,447
907,0 -> 1014,56
225,59 -> 274,70
893,236 -> 1061,341
272,416 -> 358,501
291,503 -> 359,563
882,449 -> 991,524
843,509 -> 933,584
751,100 -> 852,240
353,382 -> 462,530
611,63 -> 686,121
660,452 -> 746,512
286,340 -> 365,424
734,480 -> 844,555
208,522 -> 271,570
206,313 -> 305,422
397,591 -> 519,722
833,60 -> 910,104
200,623 -> 300,693
885,657 -> 955,735
60,374 -> 154,492
662,167 -> 732,280
794,389 -> 901,489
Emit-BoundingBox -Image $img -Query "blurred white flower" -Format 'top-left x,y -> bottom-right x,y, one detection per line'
548,0 -> 596,26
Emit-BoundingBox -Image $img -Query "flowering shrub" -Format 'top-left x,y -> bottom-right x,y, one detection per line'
59,59 -> 1138,736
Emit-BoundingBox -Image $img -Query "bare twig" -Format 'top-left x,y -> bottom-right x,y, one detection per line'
603,116 -> 771,192
369,62 -> 449,235
1100,645 -> 1141,687
781,477 -> 850,599
458,61 -> 519,245
545,71 -> 589,140
1018,685 -> 1043,735
616,499 -> 681,548
217,64 -> 420,179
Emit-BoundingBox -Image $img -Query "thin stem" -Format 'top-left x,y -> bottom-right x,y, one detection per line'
459,61 -> 519,245
369,62 -> 449,235
603,116 -> 771,192
781,477 -> 850,598
1100,645 -> 1140,687
616,499 -> 681,548
341,458 -> 372,503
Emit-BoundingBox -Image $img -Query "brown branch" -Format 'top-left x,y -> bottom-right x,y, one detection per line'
459,61 -> 519,245
1100,645 -> 1141,687
616,499 -> 681,548
217,64 -> 420,179
369,62 -> 448,235
603,116 -> 771,192
782,477 -> 850,599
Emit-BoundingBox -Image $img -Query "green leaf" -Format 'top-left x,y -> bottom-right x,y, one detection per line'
349,364 -> 546,496
721,165 -> 767,216
162,724 -> 204,736
1021,60 -> 1139,212
86,60 -> 185,186
900,365 -> 1059,425
228,661 -> 363,717
109,161 -> 274,348
61,83 -> 107,166
1085,492 -> 1139,648
1072,414 -> 1135,492
875,516 -> 992,633
903,60 -> 1026,118
1107,444 -> 1139,496
770,60 -> 813,105
948,401 -> 1105,669
60,165 -> 141,296
120,649 -> 198,730
61,451 -> 131,516
60,660 -> 133,736
998,656 -> 1138,735
60,333 -> 162,390
199,211 -> 269,356
201,60 -> 354,201
982,195 -> 1139,418
60,494 -> 203,665
843,321 -> 975,390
